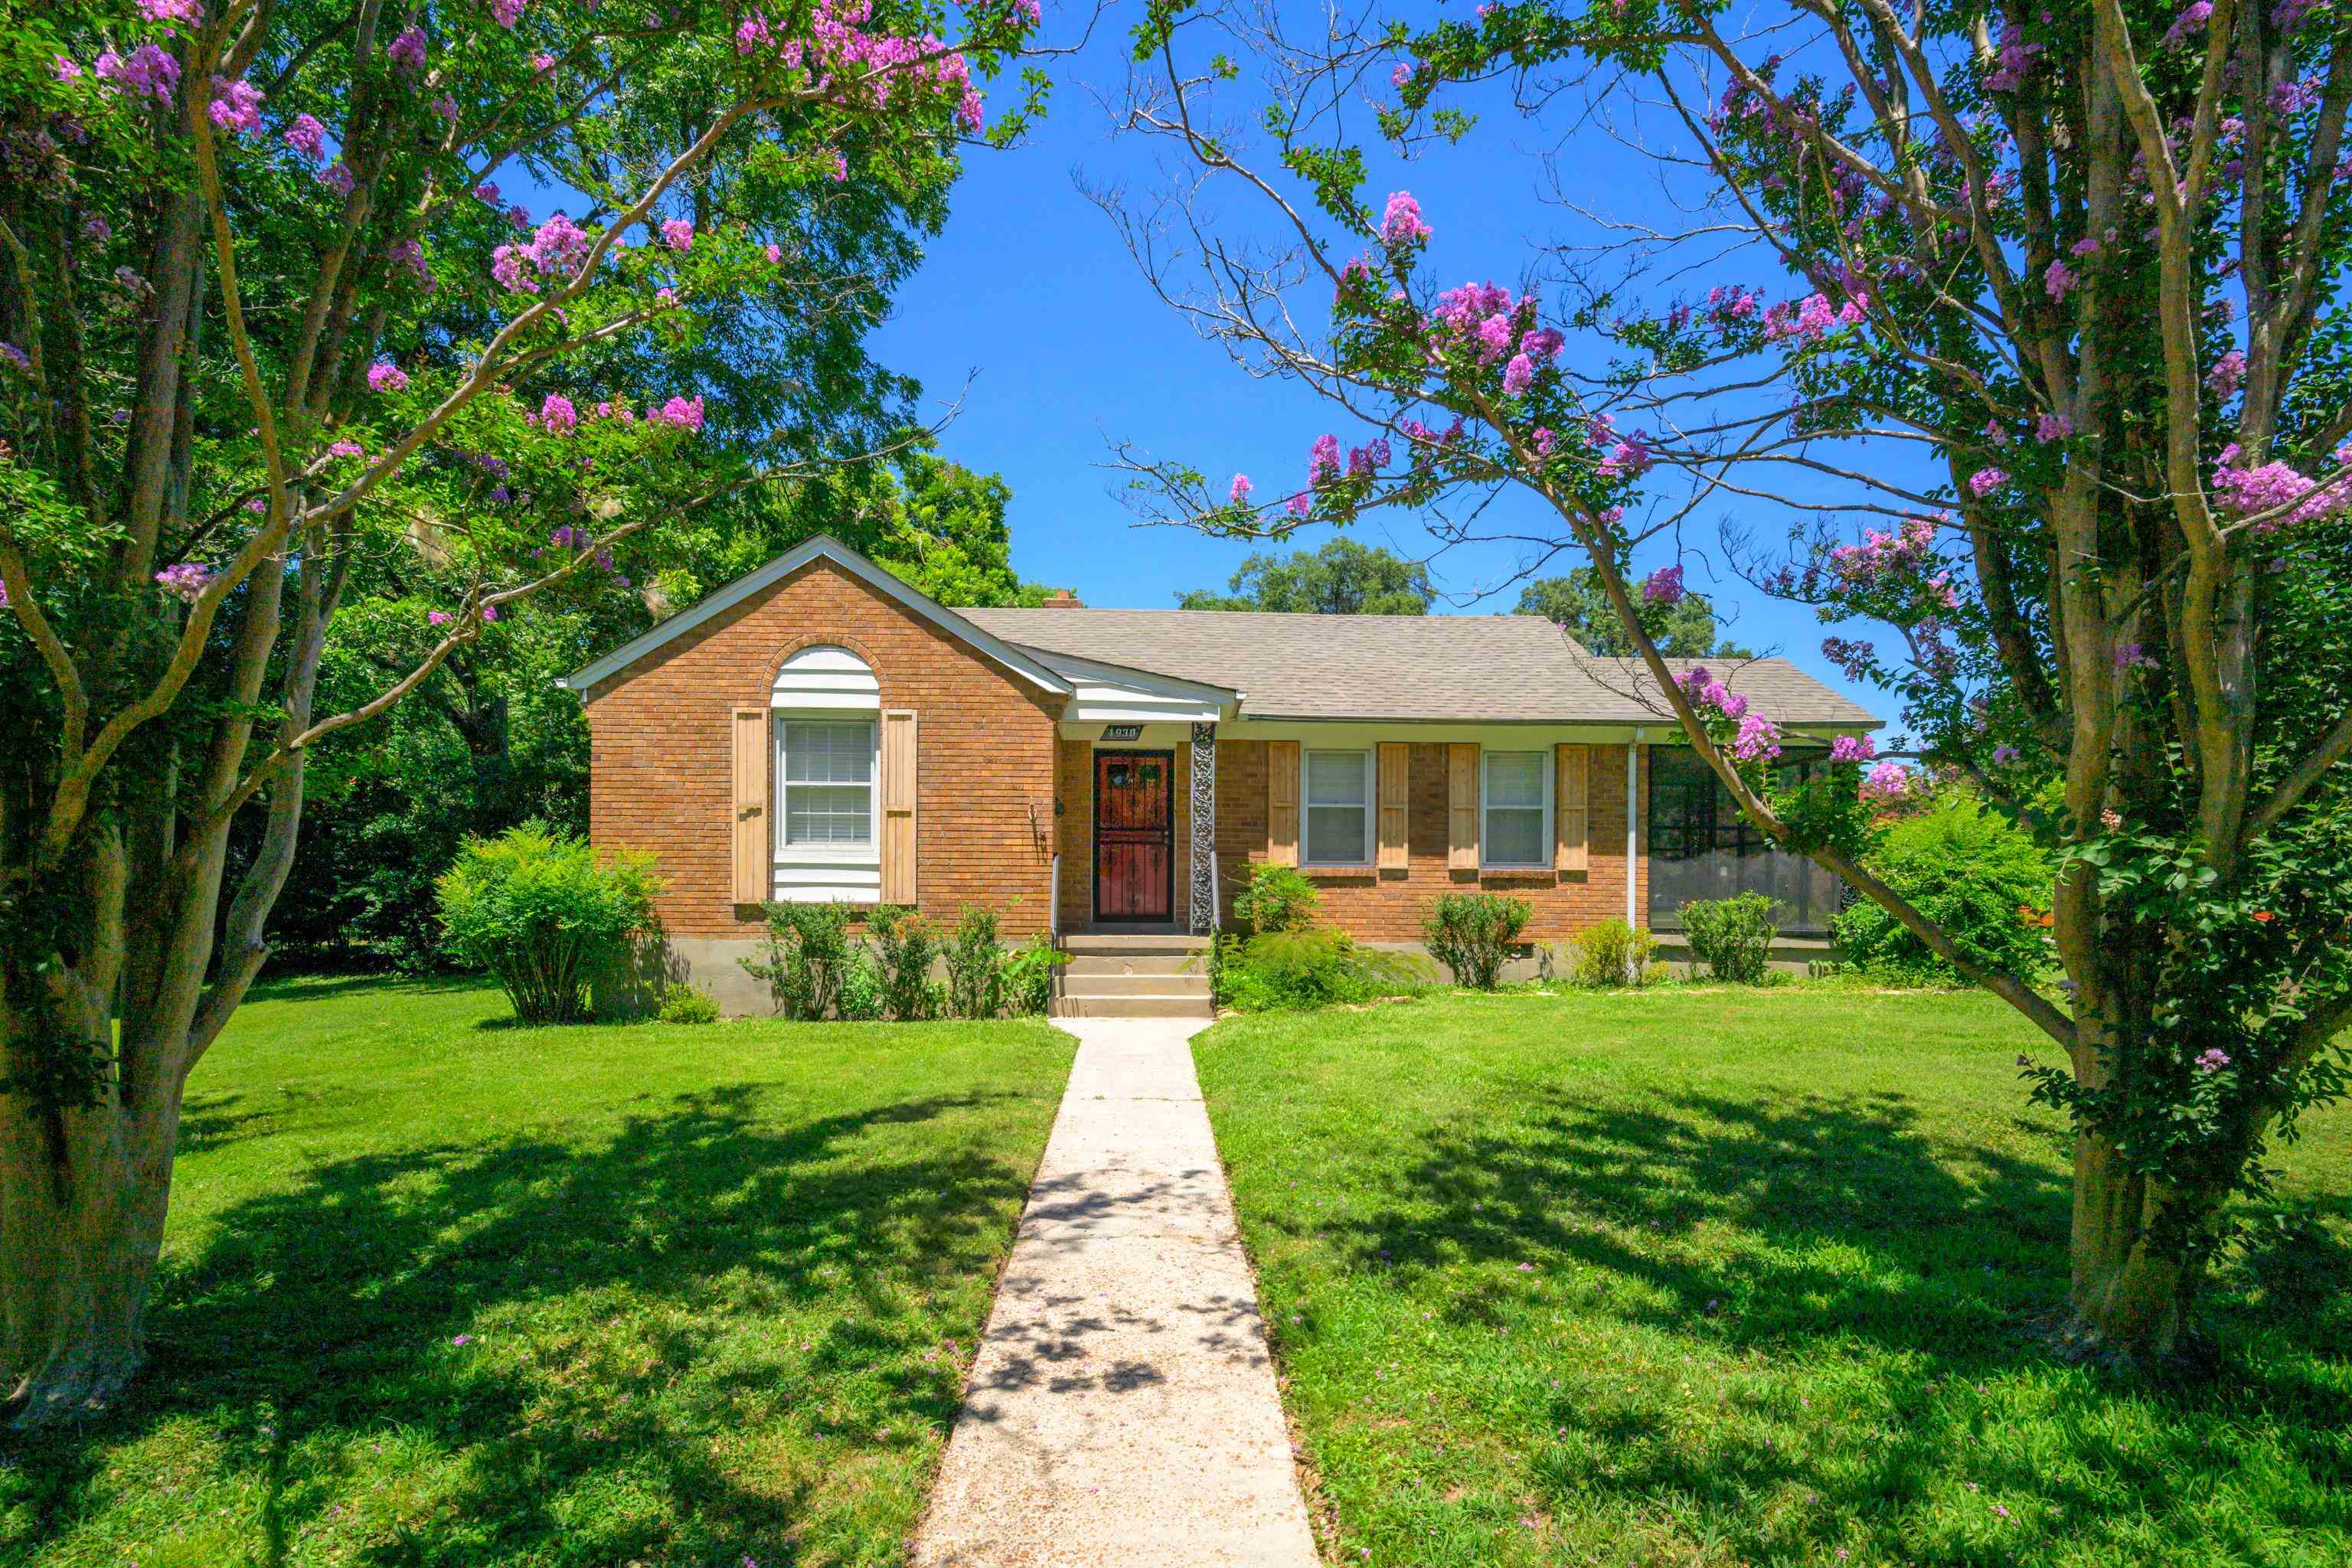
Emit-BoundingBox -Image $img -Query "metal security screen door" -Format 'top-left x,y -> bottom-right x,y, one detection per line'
1093,750 -> 1174,923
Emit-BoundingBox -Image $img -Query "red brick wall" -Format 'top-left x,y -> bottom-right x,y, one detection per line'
583,560 -> 1063,939
1207,739 -> 1646,942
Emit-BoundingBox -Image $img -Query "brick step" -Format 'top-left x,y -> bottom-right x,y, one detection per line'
1054,971 -> 1210,998
1050,992 -> 1215,1020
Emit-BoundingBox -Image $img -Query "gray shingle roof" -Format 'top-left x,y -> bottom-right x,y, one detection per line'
959,608 -> 1879,727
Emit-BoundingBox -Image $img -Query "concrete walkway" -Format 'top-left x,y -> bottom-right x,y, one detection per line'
912,1018 -> 1319,1567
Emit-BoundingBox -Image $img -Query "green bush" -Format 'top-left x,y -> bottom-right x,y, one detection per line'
1832,792 -> 2055,986
1678,893 -> 1780,985
742,900 -> 855,1020
1232,862 -> 1322,935
1571,918 -> 1658,988
1221,929 -> 1429,1011
657,982 -> 721,1024
944,906 -> 1008,1019
1423,893 -> 1534,990
837,949 -> 885,1020
869,904 -> 942,1021
999,934 -> 1065,1016
434,822 -> 662,1025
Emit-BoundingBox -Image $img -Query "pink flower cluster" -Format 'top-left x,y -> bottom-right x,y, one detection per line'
1759,292 -> 1860,343
2044,259 -> 2076,303
95,44 -> 181,103
2206,349 -> 2246,398
387,26 -> 428,76
2164,1 -> 2213,44
1968,467 -> 2007,498
153,562 -> 214,602
318,161 -> 358,198
662,218 -> 695,251
367,361 -> 409,393
1380,191 -> 1431,248
492,215 -> 593,293
2210,443 -> 2352,531
139,0 -> 204,24
1828,733 -> 1877,763
737,0 -> 988,134
651,395 -> 706,432
1983,25 -> 2042,92
535,393 -> 578,434
1229,475 -> 1253,505
1859,760 -> 1911,801
1308,433 -> 1342,485
207,77 -> 263,136
1676,666 -> 1782,761
284,113 -> 328,162
491,0 -> 528,24
1825,516 -> 1958,608
388,239 -> 433,289
1641,564 -> 1685,605
1429,281 -> 1527,368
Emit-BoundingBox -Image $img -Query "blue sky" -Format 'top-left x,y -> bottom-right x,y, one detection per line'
858,3 -> 1903,722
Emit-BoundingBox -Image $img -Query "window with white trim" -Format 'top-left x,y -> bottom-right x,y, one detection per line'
1302,749 -> 1373,865
776,717 -> 877,849
1481,750 -> 1550,868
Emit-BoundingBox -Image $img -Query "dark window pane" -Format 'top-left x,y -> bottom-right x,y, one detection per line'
1645,746 -> 1841,934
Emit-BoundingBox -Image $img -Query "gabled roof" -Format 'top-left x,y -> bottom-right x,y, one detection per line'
963,606 -> 1879,728
557,534 -> 1073,696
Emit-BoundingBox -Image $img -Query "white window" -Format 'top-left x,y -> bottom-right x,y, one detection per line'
777,718 -> 877,849
1481,750 -> 1550,869
1302,749 -> 1372,866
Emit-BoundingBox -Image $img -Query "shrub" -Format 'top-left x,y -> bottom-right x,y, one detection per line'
837,949 -> 885,1021
945,906 -> 1008,1019
657,982 -> 721,1024
742,900 -> 854,1021
1221,929 -> 1429,1011
1678,893 -> 1780,985
1571,918 -> 1658,988
1832,792 -> 2055,986
1423,892 -> 1534,990
999,934 -> 1066,1016
869,904 -> 942,1021
1232,862 -> 1321,935
435,822 -> 662,1025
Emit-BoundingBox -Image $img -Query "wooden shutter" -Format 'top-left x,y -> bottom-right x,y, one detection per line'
1266,740 -> 1299,866
880,709 -> 918,903
731,707 -> 769,905
1447,743 -> 1480,871
1377,743 -> 1410,871
1555,743 -> 1590,874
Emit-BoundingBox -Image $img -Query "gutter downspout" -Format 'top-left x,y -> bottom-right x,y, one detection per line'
1625,730 -> 1640,929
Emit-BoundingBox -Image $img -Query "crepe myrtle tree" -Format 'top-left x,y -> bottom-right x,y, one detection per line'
0,0 -> 1047,1425
1099,0 -> 2352,1360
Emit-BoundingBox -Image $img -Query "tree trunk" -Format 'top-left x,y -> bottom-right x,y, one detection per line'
2068,1129 -> 2200,1359
1,1067 -> 179,1427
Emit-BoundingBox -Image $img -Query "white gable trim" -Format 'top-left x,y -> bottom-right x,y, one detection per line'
557,534 -> 1073,696
1015,648 -> 1238,725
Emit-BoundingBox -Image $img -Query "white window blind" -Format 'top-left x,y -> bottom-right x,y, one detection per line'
1482,751 -> 1549,867
779,719 -> 875,847
1302,750 -> 1372,865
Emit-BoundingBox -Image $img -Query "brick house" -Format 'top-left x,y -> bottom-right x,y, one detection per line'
562,534 -> 1879,1014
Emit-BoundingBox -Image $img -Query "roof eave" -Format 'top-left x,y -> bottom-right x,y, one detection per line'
556,534 -> 1074,697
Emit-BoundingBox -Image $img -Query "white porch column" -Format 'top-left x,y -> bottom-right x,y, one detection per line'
1189,722 -> 1217,934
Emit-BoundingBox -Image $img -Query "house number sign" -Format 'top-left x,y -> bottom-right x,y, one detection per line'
1101,724 -> 1143,741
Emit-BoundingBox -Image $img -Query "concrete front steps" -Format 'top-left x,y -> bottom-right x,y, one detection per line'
1051,931 -> 1215,1019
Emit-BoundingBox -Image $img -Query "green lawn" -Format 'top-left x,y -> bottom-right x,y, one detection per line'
1194,985 -> 2352,1568
2,976 -> 1076,1568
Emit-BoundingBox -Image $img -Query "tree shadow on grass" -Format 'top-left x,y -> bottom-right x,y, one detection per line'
8,1083 -> 1037,1566
1308,1084 -> 2352,1549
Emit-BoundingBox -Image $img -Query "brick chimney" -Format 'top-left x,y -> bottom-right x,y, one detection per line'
1041,589 -> 1084,609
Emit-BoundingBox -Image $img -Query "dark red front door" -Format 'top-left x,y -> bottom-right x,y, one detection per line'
1094,751 -> 1173,922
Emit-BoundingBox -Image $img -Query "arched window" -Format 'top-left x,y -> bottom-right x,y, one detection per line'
770,647 -> 880,898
